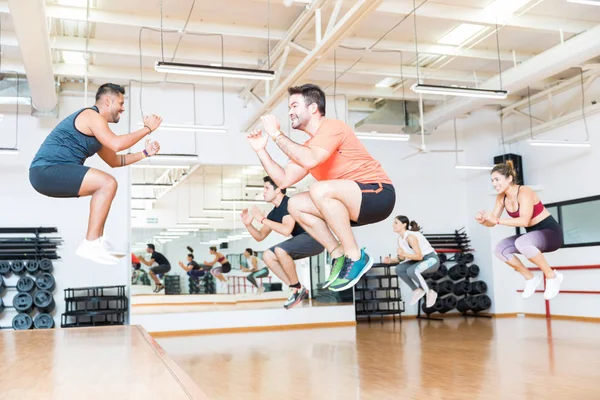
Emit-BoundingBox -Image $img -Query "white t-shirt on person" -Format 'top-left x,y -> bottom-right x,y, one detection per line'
397,231 -> 435,257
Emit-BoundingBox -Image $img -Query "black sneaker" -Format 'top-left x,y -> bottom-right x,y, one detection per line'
284,286 -> 308,310
155,284 -> 165,293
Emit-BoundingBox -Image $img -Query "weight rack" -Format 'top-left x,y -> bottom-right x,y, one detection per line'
354,262 -> 404,323
61,285 -> 127,328
0,227 -> 60,330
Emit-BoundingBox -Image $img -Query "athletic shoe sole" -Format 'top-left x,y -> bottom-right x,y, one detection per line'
328,255 -> 374,292
322,262 -> 345,289
76,248 -> 119,265
426,290 -> 438,308
543,272 -> 563,300
522,275 -> 542,299
284,289 -> 308,310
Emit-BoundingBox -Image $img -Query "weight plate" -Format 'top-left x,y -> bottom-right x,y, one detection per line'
36,273 -> 56,291
10,260 -> 25,275
34,313 -> 55,329
16,276 -> 35,293
12,313 -> 33,330
0,260 -> 11,276
12,292 -> 34,313
25,260 -> 40,274
34,290 -> 55,312
39,258 -> 53,273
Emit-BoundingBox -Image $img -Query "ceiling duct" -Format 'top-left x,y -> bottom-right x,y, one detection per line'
354,100 -> 426,134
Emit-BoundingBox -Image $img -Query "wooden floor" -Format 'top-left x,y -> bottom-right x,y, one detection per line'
157,317 -> 600,400
0,325 -> 208,400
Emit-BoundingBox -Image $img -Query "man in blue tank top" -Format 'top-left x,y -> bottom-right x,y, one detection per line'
29,83 -> 163,265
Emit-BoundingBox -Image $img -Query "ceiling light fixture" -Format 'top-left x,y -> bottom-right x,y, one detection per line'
411,83 -> 508,99
155,61 -> 275,81
355,132 -> 411,141
528,140 -> 592,148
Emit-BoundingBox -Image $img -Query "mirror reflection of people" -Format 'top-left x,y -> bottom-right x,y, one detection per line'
241,176 -> 324,310
476,161 -> 564,300
204,246 -> 231,291
178,252 -> 207,280
383,216 -> 440,308
138,243 -> 171,293
242,248 -> 269,295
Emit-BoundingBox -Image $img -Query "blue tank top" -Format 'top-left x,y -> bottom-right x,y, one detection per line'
30,106 -> 103,167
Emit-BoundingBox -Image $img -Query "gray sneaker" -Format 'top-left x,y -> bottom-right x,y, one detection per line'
284,287 -> 308,310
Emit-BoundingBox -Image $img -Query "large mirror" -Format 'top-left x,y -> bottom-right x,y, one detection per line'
129,164 -> 354,314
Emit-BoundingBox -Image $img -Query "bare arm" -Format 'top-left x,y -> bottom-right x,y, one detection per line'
139,257 -> 155,266
403,236 -> 424,261
204,256 -> 218,267
261,215 -> 295,237
84,112 -> 162,153
256,149 -> 309,189
477,196 -> 505,227
178,261 -> 192,272
273,134 -> 330,170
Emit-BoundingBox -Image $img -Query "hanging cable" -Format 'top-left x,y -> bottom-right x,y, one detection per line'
160,0 -> 165,62
454,118 -> 459,165
495,21 -> 503,90
267,0 -> 271,69
527,86 -> 533,140
579,67 -> 590,142
500,112 -> 507,155
413,0 -> 421,84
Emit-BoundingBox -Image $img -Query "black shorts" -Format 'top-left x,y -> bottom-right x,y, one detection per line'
29,164 -> 90,198
351,182 -> 396,227
187,269 -> 205,279
150,264 -> 171,275
268,232 -> 325,260
220,262 -> 232,274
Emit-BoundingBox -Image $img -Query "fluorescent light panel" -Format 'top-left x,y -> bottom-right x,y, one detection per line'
131,164 -> 191,169
411,83 -> 508,99
167,228 -> 201,232
137,122 -> 227,133
375,77 -> 399,88
154,235 -> 180,239
528,140 -> 591,148
155,61 -> 275,81
245,185 -> 297,192
221,199 -> 266,204
567,0 -> 600,4
202,209 -> 245,214
188,216 -> 225,221
455,165 -> 494,170
62,50 -> 86,65
160,231 -> 189,236
438,23 -> 486,46
356,132 -> 410,141
0,149 -> 19,155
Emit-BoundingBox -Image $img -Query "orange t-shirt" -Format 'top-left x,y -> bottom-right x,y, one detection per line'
297,119 -> 392,184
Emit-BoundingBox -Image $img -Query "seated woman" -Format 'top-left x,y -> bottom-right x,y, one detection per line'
477,161 -> 564,300
383,215 -> 440,308
241,248 -> 269,295
178,252 -> 207,279
204,246 -> 232,289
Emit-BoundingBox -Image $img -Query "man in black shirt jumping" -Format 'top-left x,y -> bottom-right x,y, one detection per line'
242,176 -> 324,309
139,243 -> 171,293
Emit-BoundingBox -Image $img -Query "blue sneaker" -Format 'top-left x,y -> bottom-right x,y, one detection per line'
328,249 -> 374,292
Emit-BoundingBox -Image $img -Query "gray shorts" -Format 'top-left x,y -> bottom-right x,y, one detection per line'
268,232 -> 324,260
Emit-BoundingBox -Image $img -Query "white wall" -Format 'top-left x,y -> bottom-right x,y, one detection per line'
0,95 -> 131,329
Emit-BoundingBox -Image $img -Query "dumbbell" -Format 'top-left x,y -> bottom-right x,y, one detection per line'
0,292 -> 35,313
11,313 -> 33,330
0,275 -> 36,294
439,295 -> 458,313
438,253 -> 448,263
456,296 -> 483,313
34,290 -> 56,313
10,260 -> 26,275
35,273 -> 56,291
468,264 -> 480,278
0,261 -> 11,276
470,281 -> 488,295
427,281 -> 439,293
448,263 -> 469,280
33,313 -> 55,329
431,264 -> 448,280
456,253 -> 475,264
39,259 -> 54,273
437,280 -> 454,296
472,295 -> 492,312
453,280 -> 472,296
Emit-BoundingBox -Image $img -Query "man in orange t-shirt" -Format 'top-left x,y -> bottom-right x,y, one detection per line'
246,83 -> 396,292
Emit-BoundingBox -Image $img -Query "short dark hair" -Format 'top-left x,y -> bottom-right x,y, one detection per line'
188,253 -> 194,259
147,243 -> 155,251
287,83 -> 326,116
245,248 -> 253,255
209,246 -> 217,252
95,83 -> 125,102
263,175 -> 287,195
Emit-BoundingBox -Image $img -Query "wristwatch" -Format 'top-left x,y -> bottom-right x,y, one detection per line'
272,131 -> 283,142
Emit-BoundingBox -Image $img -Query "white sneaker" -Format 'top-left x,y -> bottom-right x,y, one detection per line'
76,238 -> 119,265
426,289 -> 438,308
410,288 -> 426,305
257,285 -> 265,295
544,270 -> 563,300
522,275 -> 542,299
99,236 -> 126,258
